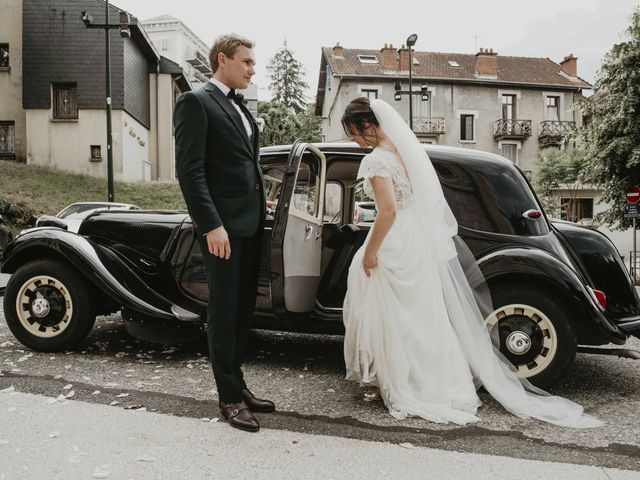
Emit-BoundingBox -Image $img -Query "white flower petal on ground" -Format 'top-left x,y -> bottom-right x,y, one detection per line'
92,390 -> 101,395
109,401 -> 119,406
17,353 -> 33,363
116,393 -> 129,398
399,442 -> 415,449
65,391 -> 75,399
63,384 -> 73,390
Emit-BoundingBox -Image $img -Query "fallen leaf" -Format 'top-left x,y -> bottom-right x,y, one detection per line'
65,391 -> 75,399
63,384 -> 73,390
109,401 -> 119,406
399,442 -> 415,449
116,393 -> 129,398
92,390 -> 101,395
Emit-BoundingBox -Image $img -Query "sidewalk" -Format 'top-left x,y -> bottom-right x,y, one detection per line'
1,388 -> 639,480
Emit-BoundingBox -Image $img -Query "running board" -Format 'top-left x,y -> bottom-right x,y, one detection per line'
577,346 -> 640,360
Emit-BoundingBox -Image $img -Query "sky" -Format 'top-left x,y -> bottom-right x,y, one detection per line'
113,0 -> 637,101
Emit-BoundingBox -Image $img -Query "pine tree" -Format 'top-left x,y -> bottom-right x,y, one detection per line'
266,40 -> 308,113
578,7 -> 640,227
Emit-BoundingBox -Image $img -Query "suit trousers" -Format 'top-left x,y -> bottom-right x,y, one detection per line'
199,230 -> 262,403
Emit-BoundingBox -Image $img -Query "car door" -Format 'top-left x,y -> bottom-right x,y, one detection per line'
270,141 -> 326,314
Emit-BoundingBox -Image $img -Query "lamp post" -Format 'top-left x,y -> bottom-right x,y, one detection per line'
81,2 -> 131,202
394,34 -> 429,132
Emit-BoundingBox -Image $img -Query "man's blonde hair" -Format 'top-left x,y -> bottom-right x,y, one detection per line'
208,34 -> 254,73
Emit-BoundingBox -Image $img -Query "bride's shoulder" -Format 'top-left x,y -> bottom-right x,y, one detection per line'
359,149 -> 391,178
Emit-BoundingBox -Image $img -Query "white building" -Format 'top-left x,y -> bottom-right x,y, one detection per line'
141,15 -> 258,117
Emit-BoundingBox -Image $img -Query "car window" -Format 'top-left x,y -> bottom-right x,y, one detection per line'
433,158 -> 548,236
324,182 -> 342,224
292,154 -> 320,218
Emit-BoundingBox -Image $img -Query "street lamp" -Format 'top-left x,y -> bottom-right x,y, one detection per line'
406,34 -> 417,131
394,34 -> 429,132
81,2 -> 131,202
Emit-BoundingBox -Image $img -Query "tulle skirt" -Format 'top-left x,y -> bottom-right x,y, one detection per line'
343,204 -> 482,424
343,204 -> 603,428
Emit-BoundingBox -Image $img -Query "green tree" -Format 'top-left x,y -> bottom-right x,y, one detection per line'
578,7 -> 640,227
266,40 -> 308,113
258,101 -> 322,147
535,148 -> 587,221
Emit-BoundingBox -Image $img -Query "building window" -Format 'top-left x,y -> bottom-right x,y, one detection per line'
460,114 -> 474,141
357,55 -> 379,64
160,39 -> 170,51
501,143 -> 518,163
0,44 -> 9,69
90,145 -> 102,161
361,89 -> 378,100
52,83 -> 78,119
0,121 -> 15,157
561,198 -> 594,222
502,94 -> 517,121
545,96 -> 560,121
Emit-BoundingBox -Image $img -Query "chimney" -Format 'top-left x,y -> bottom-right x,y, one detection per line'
560,53 -> 577,77
333,42 -> 343,57
475,47 -> 498,77
380,43 -> 397,70
398,44 -> 410,71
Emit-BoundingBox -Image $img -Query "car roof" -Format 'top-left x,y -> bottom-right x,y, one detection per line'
260,142 -> 513,168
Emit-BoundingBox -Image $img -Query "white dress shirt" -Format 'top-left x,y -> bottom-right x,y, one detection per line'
209,77 -> 253,140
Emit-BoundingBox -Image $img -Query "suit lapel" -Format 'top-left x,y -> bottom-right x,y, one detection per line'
204,83 -> 253,153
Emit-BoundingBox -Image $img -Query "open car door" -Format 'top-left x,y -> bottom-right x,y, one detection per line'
270,141 -> 326,314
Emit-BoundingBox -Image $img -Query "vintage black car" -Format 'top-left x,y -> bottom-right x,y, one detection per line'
2,142 -> 639,388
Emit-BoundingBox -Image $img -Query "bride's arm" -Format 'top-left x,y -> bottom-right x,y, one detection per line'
362,176 -> 396,276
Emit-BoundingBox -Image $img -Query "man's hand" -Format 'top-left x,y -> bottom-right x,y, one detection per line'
206,226 -> 231,259
266,200 -> 278,212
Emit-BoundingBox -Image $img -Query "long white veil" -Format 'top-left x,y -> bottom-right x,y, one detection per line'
370,99 -> 602,428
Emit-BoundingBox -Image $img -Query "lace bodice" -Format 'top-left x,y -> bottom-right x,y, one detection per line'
357,147 -> 414,208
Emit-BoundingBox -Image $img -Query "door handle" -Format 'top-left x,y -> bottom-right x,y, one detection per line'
305,224 -> 313,240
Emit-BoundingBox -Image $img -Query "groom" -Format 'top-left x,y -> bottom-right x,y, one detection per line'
174,34 -> 274,432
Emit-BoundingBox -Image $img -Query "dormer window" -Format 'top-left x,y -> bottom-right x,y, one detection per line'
448,60 -> 461,67
358,55 -> 379,64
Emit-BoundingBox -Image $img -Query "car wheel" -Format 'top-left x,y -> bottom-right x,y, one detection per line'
3,259 -> 96,352
485,285 -> 577,389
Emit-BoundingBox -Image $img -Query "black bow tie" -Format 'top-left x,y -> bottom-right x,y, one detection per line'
227,89 -> 244,105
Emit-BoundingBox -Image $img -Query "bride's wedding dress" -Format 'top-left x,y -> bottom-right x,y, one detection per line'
342,100 -> 602,428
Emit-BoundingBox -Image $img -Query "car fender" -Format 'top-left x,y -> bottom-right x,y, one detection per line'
0,228 -> 176,320
478,246 -> 627,345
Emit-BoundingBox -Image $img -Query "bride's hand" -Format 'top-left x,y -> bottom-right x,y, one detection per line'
362,249 -> 378,277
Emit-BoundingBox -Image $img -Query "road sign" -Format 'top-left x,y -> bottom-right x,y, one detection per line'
626,185 -> 640,204
625,204 -> 640,218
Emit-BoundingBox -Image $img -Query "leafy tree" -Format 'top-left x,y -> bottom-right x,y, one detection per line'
535,148 -> 588,221
258,101 -> 322,147
578,7 -> 640,227
266,40 -> 308,113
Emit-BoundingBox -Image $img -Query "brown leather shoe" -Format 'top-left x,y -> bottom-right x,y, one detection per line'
219,400 -> 260,432
242,388 -> 276,413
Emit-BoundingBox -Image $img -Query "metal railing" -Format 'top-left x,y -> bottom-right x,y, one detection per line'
538,121 -> 575,147
411,117 -> 445,135
493,119 -> 532,138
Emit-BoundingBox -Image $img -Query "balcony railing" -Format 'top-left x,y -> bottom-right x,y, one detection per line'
186,50 -> 212,75
493,119 -> 532,140
412,117 -> 445,135
538,120 -> 575,147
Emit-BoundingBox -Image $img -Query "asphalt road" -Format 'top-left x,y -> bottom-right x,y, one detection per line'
1,303 -> 640,471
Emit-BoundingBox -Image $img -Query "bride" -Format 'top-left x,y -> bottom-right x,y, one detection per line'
342,97 -> 602,428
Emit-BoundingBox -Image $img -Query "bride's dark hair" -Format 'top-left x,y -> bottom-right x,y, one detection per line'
341,97 -> 379,139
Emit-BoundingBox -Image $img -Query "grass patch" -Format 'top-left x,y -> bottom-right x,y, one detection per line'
0,160 -> 186,230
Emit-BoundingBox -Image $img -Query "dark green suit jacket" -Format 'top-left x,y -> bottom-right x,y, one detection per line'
174,82 -> 265,237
